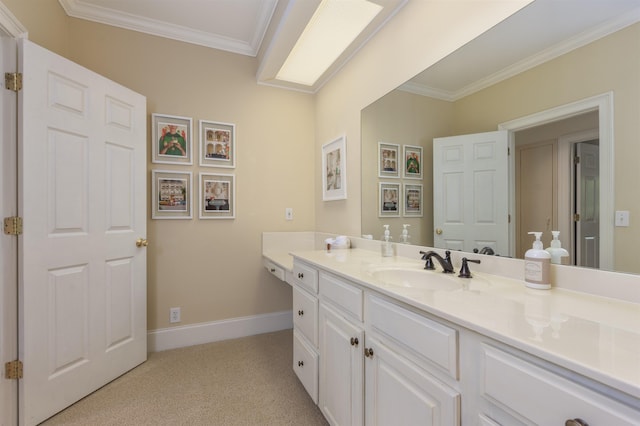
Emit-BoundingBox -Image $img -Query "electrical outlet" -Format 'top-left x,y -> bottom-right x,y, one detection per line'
285,208 -> 293,221
170,307 -> 181,323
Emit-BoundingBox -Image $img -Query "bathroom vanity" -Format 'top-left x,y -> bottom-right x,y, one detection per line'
284,246 -> 640,426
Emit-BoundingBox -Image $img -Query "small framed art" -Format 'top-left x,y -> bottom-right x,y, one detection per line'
199,172 -> 235,219
152,170 -> 192,219
322,135 -> 347,201
152,113 -> 193,165
199,120 -> 236,168
379,182 -> 401,217
403,183 -> 423,217
403,145 -> 423,179
378,142 -> 399,178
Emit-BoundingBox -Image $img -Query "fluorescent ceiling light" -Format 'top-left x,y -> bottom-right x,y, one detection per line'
276,0 -> 383,86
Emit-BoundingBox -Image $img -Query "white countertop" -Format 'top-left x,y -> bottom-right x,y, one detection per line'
290,248 -> 640,401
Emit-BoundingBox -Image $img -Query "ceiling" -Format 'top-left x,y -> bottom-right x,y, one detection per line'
58,0 -> 640,95
57,0 -> 407,93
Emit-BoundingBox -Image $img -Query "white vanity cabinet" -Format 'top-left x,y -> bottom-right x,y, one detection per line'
291,254 -> 640,426
471,343 -> 640,425
292,260 -> 319,403
318,271 -> 365,426
364,294 -> 461,426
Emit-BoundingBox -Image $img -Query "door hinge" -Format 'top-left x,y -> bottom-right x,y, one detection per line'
5,360 -> 23,380
3,216 -> 23,235
5,72 -> 22,92
574,155 -> 580,165
573,213 -> 580,222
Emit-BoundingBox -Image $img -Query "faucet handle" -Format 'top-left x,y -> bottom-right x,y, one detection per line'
458,257 -> 481,278
419,250 -> 436,270
445,250 -> 452,265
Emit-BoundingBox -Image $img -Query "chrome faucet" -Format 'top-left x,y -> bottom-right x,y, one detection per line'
419,250 -> 454,273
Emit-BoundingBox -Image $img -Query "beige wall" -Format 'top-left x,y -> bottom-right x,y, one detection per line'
314,0 -> 534,236
7,1 -> 316,330
361,90 -> 453,245
452,23 -> 640,273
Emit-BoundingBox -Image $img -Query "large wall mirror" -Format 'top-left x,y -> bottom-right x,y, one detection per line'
361,0 -> 640,275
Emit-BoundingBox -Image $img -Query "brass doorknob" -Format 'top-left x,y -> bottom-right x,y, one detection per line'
435,228 -> 443,235
136,238 -> 149,247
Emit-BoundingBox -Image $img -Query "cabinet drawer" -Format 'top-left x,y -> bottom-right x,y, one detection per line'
293,261 -> 318,294
481,345 -> 640,425
293,285 -> 318,347
319,272 -> 363,321
366,294 -> 458,379
263,258 -> 285,281
293,329 -> 319,404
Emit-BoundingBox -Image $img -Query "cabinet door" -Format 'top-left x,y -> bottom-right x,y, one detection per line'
319,303 -> 364,426
365,337 -> 460,426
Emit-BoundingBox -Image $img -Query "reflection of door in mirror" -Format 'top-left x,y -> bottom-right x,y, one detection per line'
576,141 -> 600,268
433,131 -> 509,255
514,111 -> 599,265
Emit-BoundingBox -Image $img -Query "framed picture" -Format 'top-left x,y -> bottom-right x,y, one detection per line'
379,182 -> 401,217
404,183 -> 423,217
322,135 -> 347,201
199,172 -> 235,219
152,113 -> 192,165
403,145 -> 423,179
378,142 -> 400,178
152,170 -> 192,219
199,120 -> 236,168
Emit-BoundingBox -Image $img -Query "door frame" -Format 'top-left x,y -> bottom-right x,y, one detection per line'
0,3 -> 27,426
499,92 -> 614,271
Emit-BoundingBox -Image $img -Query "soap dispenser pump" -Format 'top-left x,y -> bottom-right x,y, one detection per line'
545,231 -> 569,265
524,232 -> 551,289
400,224 -> 410,244
381,225 -> 394,257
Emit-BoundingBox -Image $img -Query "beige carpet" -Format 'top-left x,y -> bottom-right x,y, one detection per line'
41,329 -> 328,425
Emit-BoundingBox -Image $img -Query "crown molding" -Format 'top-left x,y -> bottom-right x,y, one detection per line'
401,8 -> 640,102
58,0 -> 277,57
0,1 -> 27,38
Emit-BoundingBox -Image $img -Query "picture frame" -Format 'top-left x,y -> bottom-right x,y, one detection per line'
152,113 -> 193,165
199,120 -> 236,168
322,135 -> 347,201
379,182 -> 401,217
378,142 -> 400,178
199,172 -> 235,219
403,145 -> 423,179
152,170 -> 192,219
403,183 -> 423,217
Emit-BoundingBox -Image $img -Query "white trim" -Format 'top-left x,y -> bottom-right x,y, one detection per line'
499,92 -> 614,271
0,1 -> 27,38
147,310 -> 293,352
58,0 -> 276,56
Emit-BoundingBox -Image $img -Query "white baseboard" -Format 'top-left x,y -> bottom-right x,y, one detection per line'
147,310 -> 293,352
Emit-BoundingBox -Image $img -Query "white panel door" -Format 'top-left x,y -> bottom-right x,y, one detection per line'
18,39 -> 147,425
0,35 -> 18,426
433,131 -> 509,256
575,142 -> 599,268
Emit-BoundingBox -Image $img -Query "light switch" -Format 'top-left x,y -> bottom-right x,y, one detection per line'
615,210 -> 630,227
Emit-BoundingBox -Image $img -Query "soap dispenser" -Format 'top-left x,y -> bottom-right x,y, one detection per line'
400,224 -> 410,244
545,231 -> 569,265
381,225 -> 394,257
524,232 -> 551,289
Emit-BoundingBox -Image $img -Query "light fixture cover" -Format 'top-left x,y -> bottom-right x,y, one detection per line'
276,0 -> 383,86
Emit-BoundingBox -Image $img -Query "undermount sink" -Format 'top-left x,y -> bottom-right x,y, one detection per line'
367,266 -> 489,292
